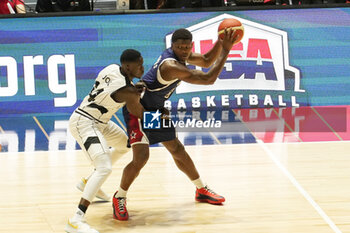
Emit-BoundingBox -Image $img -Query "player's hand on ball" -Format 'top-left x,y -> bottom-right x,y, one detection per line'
232,34 -> 240,45
221,28 -> 236,52
218,18 -> 244,47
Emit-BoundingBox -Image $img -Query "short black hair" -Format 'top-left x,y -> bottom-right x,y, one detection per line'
120,49 -> 141,63
171,28 -> 192,43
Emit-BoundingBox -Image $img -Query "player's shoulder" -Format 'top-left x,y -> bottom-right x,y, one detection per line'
112,85 -> 139,102
98,64 -> 125,79
100,64 -> 120,74
161,59 -> 182,70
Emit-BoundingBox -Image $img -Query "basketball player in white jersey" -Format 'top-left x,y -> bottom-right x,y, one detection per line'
65,49 -> 146,233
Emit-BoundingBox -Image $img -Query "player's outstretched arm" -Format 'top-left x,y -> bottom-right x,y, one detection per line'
187,38 -> 222,68
161,29 -> 237,85
111,86 -> 145,119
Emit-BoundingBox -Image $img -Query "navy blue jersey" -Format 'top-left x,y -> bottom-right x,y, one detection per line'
141,48 -> 182,110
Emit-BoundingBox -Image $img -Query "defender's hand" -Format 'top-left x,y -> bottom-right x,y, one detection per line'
160,107 -> 171,120
135,81 -> 146,94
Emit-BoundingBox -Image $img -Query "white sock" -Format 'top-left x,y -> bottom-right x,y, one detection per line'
72,208 -> 84,222
192,177 -> 205,189
115,187 -> 128,198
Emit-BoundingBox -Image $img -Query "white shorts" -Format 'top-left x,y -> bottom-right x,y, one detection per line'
69,112 -> 129,162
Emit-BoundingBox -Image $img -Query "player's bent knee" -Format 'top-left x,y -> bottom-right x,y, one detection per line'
132,144 -> 149,168
133,152 -> 149,169
93,154 -> 113,177
95,162 -> 112,177
98,166 -> 112,177
169,141 -> 185,155
135,156 -> 149,169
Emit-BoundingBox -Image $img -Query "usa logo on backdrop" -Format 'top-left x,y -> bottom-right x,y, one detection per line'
164,14 -> 308,109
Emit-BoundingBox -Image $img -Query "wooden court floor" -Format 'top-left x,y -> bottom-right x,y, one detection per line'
1,142 -> 350,233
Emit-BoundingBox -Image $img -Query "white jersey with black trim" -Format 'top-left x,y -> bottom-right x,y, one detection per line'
75,64 -> 128,124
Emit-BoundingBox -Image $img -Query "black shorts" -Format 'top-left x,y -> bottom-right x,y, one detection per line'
122,106 -> 176,145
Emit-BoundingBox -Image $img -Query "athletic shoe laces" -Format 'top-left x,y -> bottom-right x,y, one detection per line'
204,186 -> 217,195
117,198 -> 126,211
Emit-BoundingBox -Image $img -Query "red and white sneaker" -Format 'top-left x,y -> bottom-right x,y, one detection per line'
112,192 -> 129,220
195,186 -> 225,205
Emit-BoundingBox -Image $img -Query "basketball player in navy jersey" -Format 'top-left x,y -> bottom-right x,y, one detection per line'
65,49 -> 148,233
113,28 -> 239,220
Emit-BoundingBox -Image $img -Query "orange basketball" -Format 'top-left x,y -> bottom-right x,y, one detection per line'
218,18 -> 244,43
